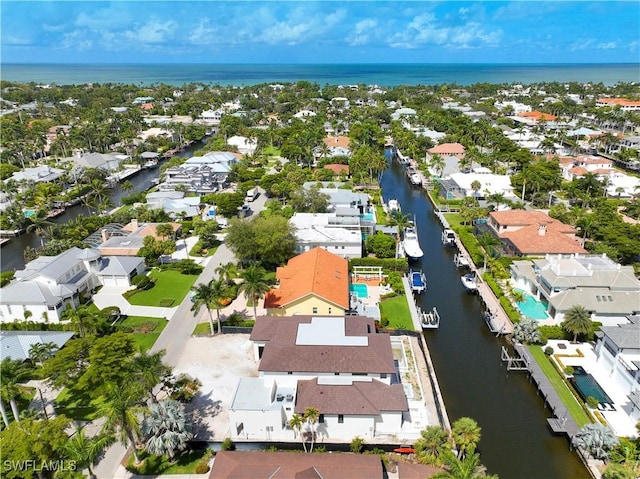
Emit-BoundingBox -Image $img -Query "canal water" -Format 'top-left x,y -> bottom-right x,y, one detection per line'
1,147 -> 199,273
380,157 -> 588,478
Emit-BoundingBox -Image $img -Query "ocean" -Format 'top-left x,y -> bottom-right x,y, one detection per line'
1,63 -> 639,87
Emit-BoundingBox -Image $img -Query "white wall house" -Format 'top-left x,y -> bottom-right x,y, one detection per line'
594,315 -> 640,424
227,135 -> 258,156
510,254 -> 640,326
160,151 -> 238,193
440,167 -> 517,200
0,247 -> 144,323
290,213 -> 363,258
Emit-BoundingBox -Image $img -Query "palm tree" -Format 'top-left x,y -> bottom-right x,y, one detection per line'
572,423 -> 619,460
303,407 -> 320,453
191,279 -> 228,334
477,233 -> 501,271
238,264 -> 270,321
512,317 -> 542,344
388,211 -> 412,242
0,358 -> 31,423
142,399 -> 193,461
25,212 -> 54,246
562,305 -> 592,343
65,426 -> 114,479
452,417 -> 482,458
432,449 -> 498,479
414,425 -> 450,466
289,413 -> 306,452
215,262 -> 237,287
28,341 -> 58,366
98,383 -> 146,464
121,180 -> 134,194
470,180 -> 482,198
130,348 -> 171,404
430,154 -> 446,177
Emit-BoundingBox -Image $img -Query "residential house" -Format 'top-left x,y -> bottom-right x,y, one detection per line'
322,164 -> 350,176
596,98 -> 640,111
264,247 -> 349,316
200,109 -> 223,123
487,210 -> 587,256
227,315 -> 409,442
517,111 -> 558,122
0,330 -> 74,361
227,135 -> 257,156
96,219 -> 181,256
0,247 -> 144,323
510,254 -> 640,325
209,451 -> 384,479
290,212 -> 366,258
66,152 -> 129,172
160,151 -> 238,193
594,315 -> 640,423
439,167 -> 517,200
6,165 -> 65,190
146,191 -> 201,219
317,135 -> 352,158
390,107 -> 417,121
426,143 -> 466,159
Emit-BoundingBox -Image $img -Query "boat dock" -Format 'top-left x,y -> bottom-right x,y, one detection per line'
502,345 -> 581,438
434,208 -> 513,335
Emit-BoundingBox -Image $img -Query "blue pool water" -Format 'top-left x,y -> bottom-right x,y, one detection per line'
570,369 -> 614,406
515,289 -> 549,320
23,210 -> 37,218
361,213 -> 374,221
350,284 -> 368,299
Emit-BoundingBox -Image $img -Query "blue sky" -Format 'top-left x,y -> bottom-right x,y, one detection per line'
2,1 -> 639,64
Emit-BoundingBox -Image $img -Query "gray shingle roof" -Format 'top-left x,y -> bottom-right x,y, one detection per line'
1,281 -> 60,306
600,319 -> 640,349
0,331 -> 74,361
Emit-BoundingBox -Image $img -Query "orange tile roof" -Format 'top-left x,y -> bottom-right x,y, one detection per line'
323,164 -> 350,175
427,142 -> 466,154
323,136 -> 351,149
569,166 -> 588,176
517,111 -> 557,121
264,247 -> 349,309
598,97 -> 640,107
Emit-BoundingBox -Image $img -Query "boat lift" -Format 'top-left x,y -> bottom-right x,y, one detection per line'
420,306 -> 440,329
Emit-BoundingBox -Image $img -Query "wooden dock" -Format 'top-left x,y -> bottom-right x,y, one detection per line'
509,344 -> 581,438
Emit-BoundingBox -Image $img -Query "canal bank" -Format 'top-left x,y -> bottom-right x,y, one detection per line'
380,156 -> 588,478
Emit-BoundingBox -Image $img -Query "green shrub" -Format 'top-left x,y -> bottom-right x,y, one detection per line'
194,461 -> 210,474
586,396 -> 599,409
499,296 -> 521,323
544,346 -> 554,356
222,438 -> 236,451
539,325 -> 567,341
482,273 -> 504,298
350,436 -> 365,454
132,274 -> 151,290
386,272 -> 403,292
158,298 -> 174,307
349,257 -> 408,273
564,366 -> 575,376
379,316 -> 389,328
1,271 -> 15,287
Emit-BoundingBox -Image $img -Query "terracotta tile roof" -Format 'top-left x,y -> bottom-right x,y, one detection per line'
597,98 -> 640,107
210,451 -> 383,479
427,142 -> 466,154
122,221 -> 181,239
264,247 -> 349,309
323,164 -> 350,175
254,316 -> 396,375
397,462 -> 445,478
322,136 -> 351,149
569,166 -> 588,176
517,111 -> 557,121
295,378 -> 408,415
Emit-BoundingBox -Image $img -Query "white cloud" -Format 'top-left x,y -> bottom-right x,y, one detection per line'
60,30 -> 92,51
126,19 -> 178,44
3,35 -> 32,46
596,42 -> 617,50
346,18 -> 378,46
188,18 -> 217,46
255,7 -> 347,46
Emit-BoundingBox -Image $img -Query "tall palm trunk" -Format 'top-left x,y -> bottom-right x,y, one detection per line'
10,398 -> 20,422
128,428 -> 140,463
0,399 -> 10,426
208,309 -> 216,335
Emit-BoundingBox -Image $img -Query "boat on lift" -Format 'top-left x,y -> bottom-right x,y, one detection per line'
388,199 -> 401,213
410,173 -> 422,186
454,252 -> 470,268
442,228 -> 456,246
461,272 -> 479,293
402,222 -> 424,260
409,269 -> 426,294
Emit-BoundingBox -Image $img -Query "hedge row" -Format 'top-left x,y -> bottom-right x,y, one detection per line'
349,257 -> 408,273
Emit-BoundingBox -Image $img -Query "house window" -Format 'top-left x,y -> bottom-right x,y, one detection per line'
334,372 -> 340,375
328,307 -> 332,314
319,414 -> 325,423
338,415 -> 344,424
312,307 -> 318,314
381,373 -> 387,379
288,372 -> 293,375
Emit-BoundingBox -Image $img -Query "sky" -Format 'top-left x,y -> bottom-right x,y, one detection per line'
1,1 -> 639,64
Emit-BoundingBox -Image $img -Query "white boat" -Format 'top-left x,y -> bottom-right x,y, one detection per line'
454,253 -> 470,268
442,228 -> 456,246
409,269 -> 426,294
402,225 -> 424,260
461,272 -> 479,292
421,307 -> 440,329
388,199 -> 401,213
410,173 -> 422,186
144,159 -> 158,168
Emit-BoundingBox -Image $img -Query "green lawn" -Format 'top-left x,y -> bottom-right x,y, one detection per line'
192,321 -> 215,335
528,345 -> 592,427
117,316 -> 168,351
126,270 -> 199,307
444,213 -> 465,229
379,295 -> 415,330
126,449 -> 210,474
55,387 -> 107,421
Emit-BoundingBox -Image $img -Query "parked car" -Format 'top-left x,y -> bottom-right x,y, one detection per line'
238,204 -> 251,218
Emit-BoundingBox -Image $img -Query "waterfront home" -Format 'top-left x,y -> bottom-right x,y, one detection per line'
96,219 -> 181,256
290,212 -> 365,258
0,247 -> 144,323
200,109 -> 223,123
559,155 -> 614,181
594,315 -> 640,424
209,451 -> 384,478
486,210 -> 587,256
226,135 -> 257,156
426,142 -> 466,159
322,164 -> 350,176
317,135 -> 352,158
0,330 -> 74,361
227,315 -> 408,442
264,247 -> 349,316
146,191 -> 201,219
439,167 -> 516,200
5,165 -> 65,189
160,151 -> 238,193
596,97 -> 640,111
510,254 -> 640,326
302,182 -> 371,212
390,107 -> 417,120
65,152 -> 129,172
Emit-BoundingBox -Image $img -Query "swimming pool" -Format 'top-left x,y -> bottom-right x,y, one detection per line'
515,289 -> 549,320
360,213 -> 375,221
350,283 -> 368,299
570,367 -> 614,406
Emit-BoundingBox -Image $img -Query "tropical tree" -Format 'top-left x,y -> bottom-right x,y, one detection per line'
289,413 -> 306,452
414,425 -> 450,466
65,425 -> 114,479
452,417 -> 482,458
238,264 -> 271,321
303,406 -> 320,453
477,233 -> 501,271
190,281 -> 224,335
0,358 -> 31,423
130,348 -> 171,404
562,305 -> 592,343
572,423 -> 619,460
215,261 -> 237,287
432,449 -> 498,479
28,341 -> 58,366
389,211 -> 412,242
430,154 -> 446,177
470,180 -> 482,198
98,383 -> 147,464
142,399 -> 193,461
511,317 -> 542,344
25,212 -> 54,246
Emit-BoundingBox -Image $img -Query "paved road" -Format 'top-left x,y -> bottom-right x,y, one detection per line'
94,188 -> 268,479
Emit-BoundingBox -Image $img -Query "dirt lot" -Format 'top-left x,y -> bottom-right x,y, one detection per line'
172,334 -> 258,441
